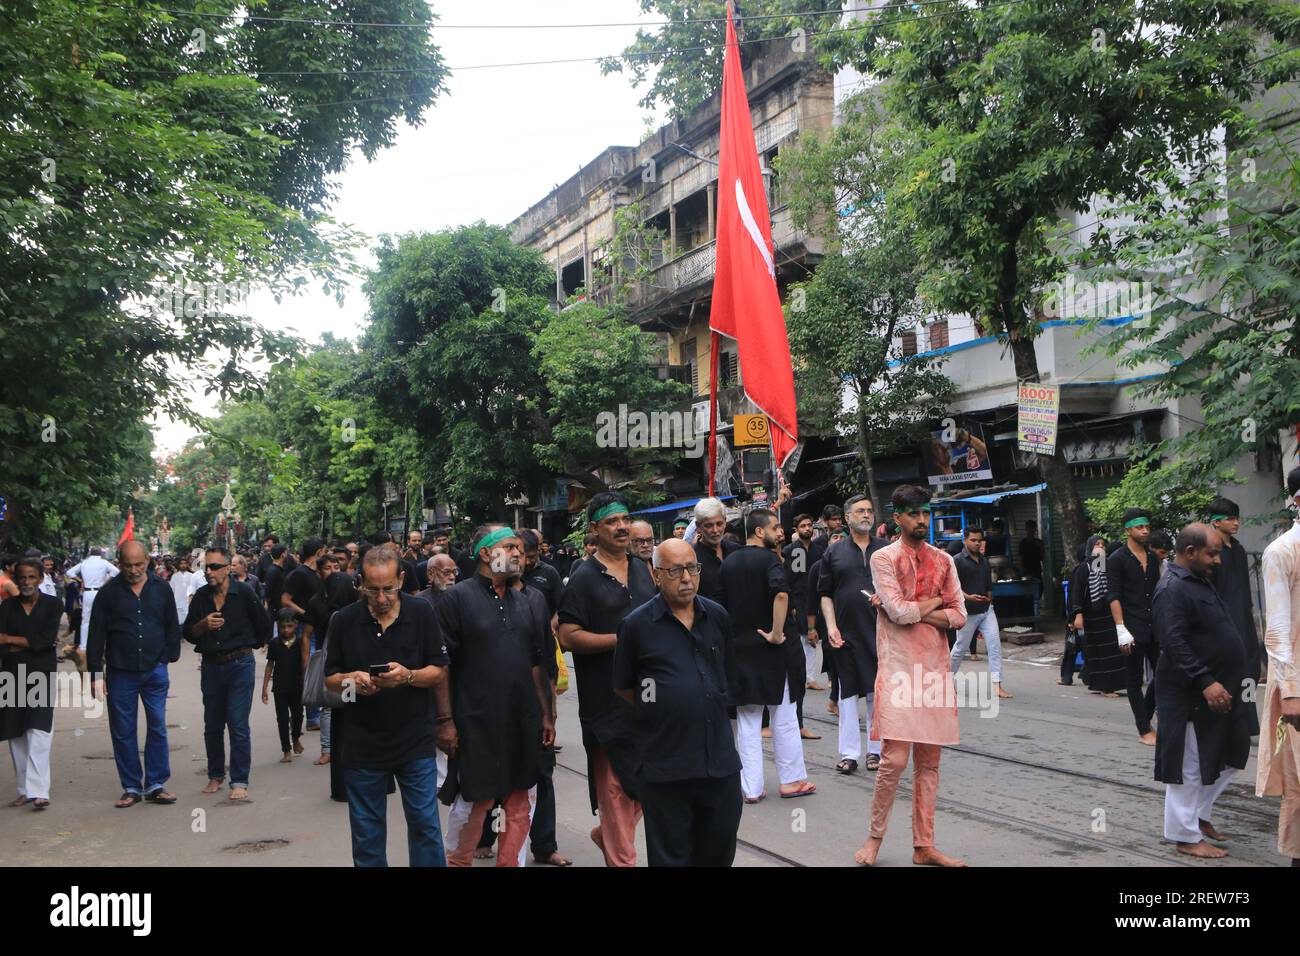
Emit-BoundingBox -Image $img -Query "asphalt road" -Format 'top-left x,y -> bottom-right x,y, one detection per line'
0,628 -> 1286,867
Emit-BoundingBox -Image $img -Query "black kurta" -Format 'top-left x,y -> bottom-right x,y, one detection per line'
435,575 -> 547,802
694,538 -> 741,606
1209,538 -> 1261,730
0,593 -> 63,736
816,535 -> 889,698
1067,563 -> 1126,694
720,546 -> 790,706
1152,564 -> 1252,785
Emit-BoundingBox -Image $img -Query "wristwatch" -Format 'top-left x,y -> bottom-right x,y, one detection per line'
405,669 -> 414,687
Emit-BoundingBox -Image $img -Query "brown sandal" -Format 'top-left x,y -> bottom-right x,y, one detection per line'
115,792 -> 142,808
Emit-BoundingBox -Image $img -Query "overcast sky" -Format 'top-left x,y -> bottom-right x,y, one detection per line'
153,0 -> 665,454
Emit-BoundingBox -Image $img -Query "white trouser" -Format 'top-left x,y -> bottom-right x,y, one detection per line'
803,636 -> 821,683
951,606 -> 1003,684
446,788 -> 538,866
734,679 -> 807,799
79,589 -> 98,647
838,693 -> 882,761
10,729 -> 53,800
1164,722 -> 1235,843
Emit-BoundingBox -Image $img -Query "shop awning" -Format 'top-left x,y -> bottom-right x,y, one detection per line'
954,483 -> 1047,505
632,495 -> 736,516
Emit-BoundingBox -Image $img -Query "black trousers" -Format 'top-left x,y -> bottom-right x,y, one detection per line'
1059,630 -> 1081,684
1126,641 -> 1160,735
272,690 -> 303,752
640,773 -> 742,867
530,749 -> 558,858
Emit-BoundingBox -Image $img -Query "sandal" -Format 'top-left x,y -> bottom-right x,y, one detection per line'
32,798 -> 49,810
115,792 -> 142,808
779,781 -> 817,799
8,796 -> 32,807
864,754 -> 881,772
145,790 -> 177,804
743,792 -> 767,804
836,758 -> 858,775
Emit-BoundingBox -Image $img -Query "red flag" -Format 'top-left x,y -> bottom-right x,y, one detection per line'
708,2 -> 798,492
117,509 -> 135,547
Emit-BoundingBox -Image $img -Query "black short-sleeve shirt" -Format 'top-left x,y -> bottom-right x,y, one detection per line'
557,554 -> 656,734
323,593 -> 448,770
266,636 -> 305,694
283,563 -> 323,618
613,594 -> 741,783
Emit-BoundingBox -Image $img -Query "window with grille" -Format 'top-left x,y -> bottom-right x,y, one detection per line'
928,319 -> 949,350
899,330 -> 918,356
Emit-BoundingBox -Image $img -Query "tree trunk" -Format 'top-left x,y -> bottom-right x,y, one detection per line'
855,380 -> 884,520
1004,326 -> 1087,571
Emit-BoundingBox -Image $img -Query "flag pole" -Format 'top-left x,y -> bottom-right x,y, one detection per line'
707,329 -> 721,496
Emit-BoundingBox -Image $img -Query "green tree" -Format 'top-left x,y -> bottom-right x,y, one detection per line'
820,0 -> 1300,560
599,0 -> 842,117
1078,133 -> 1300,499
0,0 -> 447,547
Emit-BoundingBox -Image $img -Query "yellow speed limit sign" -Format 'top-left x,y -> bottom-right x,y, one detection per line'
733,414 -> 769,447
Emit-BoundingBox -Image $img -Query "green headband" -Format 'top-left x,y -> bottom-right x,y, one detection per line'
1209,514 -> 1232,522
892,504 -> 932,514
471,526 -> 518,558
1124,516 -> 1150,529
592,502 -> 630,523
673,519 -> 689,527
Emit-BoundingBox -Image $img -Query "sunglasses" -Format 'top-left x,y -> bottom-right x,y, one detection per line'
206,563 -> 229,571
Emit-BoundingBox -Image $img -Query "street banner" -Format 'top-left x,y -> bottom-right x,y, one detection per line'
1017,382 -> 1061,455
924,419 -> 994,487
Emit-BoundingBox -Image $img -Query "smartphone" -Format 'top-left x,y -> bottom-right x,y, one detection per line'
368,664 -> 391,677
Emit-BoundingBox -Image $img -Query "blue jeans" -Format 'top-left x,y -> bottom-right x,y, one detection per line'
106,663 -> 171,796
304,628 -> 321,726
200,652 -> 255,789
950,606 -> 1003,684
345,757 -> 446,867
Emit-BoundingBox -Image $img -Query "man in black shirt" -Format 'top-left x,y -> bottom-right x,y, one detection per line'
262,544 -> 288,614
520,530 -> 563,622
1108,508 -> 1163,745
283,538 -> 326,729
185,546 -> 271,801
88,540 -> 182,808
1207,496 -> 1262,724
614,537 -> 743,865
949,527 -> 1012,699
325,546 -> 449,867
784,513 -> 825,692
819,495 -> 889,773
722,508 -> 816,801
1153,523 -> 1251,859
558,491 -> 656,867
692,497 -> 740,604
436,525 -> 554,867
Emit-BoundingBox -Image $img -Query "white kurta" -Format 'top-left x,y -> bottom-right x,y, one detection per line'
1257,523 -> 1300,798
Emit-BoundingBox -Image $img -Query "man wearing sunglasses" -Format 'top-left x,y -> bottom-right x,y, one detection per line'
185,545 -> 272,801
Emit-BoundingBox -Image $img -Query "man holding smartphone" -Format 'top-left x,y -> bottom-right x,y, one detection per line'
185,546 -> 271,801
324,546 -> 449,867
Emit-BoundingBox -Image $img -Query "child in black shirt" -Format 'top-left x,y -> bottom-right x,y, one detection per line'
263,609 -> 305,761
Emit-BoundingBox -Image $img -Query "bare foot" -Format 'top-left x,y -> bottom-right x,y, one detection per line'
293,740 -> 304,755
1199,820 -> 1230,842
474,845 -> 494,859
854,837 -> 882,866
761,727 -> 773,739
230,787 -> 248,801
1103,692 -> 1121,698
534,851 -> 572,866
995,685 -> 1013,699
280,753 -> 292,763
1138,731 -> 1157,746
799,727 -> 822,740
828,701 -> 839,716
913,846 -> 967,867
806,681 -> 827,691
590,826 -> 605,854
1177,840 -> 1228,859
202,779 -> 222,794
314,753 -> 330,765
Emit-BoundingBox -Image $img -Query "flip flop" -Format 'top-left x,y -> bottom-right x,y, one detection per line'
145,790 -> 177,804
32,799 -> 49,810
779,781 -> 817,799
115,792 -> 142,808
8,796 -> 32,807
743,792 -> 767,804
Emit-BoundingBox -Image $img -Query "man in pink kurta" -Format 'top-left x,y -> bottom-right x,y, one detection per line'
856,484 -> 967,867
1256,466 -> 1300,864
